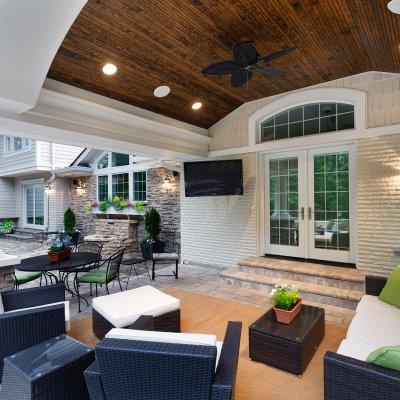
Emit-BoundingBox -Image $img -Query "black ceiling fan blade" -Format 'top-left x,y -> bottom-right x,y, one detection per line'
231,70 -> 252,87
259,46 -> 297,63
233,41 -> 259,65
202,60 -> 237,75
259,67 -> 286,77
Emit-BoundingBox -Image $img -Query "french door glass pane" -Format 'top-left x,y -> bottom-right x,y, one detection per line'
34,187 -> 44,225
269,157 -> 299,247
26,187 -> 34,224
314,152 -> 349,251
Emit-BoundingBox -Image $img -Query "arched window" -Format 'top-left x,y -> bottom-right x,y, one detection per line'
260,102 -> 354,142
97,153 -> 109,169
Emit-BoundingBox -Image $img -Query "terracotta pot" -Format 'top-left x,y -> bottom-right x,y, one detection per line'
48,247 -> 71,263
273,298 -> 302,324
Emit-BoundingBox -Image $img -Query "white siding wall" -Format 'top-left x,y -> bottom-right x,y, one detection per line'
0,178 -> 16,218
52,144 -> 83,168
36,141 -> 52,169
48,177 -> 71,231
209,71 -> 400,151
181,153 -> 257,268
0,135 -> 37,176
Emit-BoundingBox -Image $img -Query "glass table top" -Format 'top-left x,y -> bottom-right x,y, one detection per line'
250,305 -> 324,342
7,334 -> 92,380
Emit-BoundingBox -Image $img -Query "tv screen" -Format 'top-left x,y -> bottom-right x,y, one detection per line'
184,160 -> 243,197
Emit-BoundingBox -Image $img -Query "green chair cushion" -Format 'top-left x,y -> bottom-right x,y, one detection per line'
13,270 -> 42,285
379,266 -> 400,308
77,270 -> 116,284
366,345 -> 400,372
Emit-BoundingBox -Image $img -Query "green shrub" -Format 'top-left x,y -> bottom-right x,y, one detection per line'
0,219 -> 15,234
63,208 -> 76,233
144,208 -> 161,241
271,285 -> 300,311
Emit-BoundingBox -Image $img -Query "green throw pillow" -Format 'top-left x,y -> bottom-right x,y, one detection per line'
378,266 -> 400,308
366,345 -> 400,371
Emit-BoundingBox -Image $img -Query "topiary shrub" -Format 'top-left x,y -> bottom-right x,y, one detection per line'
144,208 -> 161,241
63,208 -> 76,233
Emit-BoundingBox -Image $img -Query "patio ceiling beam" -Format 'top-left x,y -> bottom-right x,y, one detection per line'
0,87 -> 211,160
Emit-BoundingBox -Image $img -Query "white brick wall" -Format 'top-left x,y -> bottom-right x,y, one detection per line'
209,71 -> 400,151
357,134 -> 400,275
181,153 -> 257,268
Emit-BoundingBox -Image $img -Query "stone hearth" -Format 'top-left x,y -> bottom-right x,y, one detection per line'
85,216 -> 139,254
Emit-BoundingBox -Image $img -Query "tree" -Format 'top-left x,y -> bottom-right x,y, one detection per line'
144,208 -> 161,241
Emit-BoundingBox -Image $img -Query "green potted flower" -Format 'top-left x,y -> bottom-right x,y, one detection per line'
0,219 -> 15,235
48,236 -> 72,263
270,284 -> 302,324
140,208 -> 165,255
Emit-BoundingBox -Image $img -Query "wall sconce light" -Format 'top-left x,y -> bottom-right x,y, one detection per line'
162,175 -> 173,192
44,183 -> 53,194
73,178 -> 87,195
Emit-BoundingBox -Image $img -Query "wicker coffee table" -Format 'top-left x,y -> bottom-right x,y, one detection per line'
249,304 -> 325,376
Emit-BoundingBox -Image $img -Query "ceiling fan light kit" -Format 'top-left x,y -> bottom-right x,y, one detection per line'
202,41 -> 296,87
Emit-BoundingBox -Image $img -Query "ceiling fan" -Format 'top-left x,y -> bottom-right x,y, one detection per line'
202,41 -> 296,87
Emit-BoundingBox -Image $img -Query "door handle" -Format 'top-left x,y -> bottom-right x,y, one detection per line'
300,207 -> 304,220
308,207 -> 312,220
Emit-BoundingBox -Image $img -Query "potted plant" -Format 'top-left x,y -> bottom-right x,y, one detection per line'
0,219 -> 15,235
48,236 -> 72,263
62,208 -> 80,246
270,284 -> 302,324
142,208 -> 165,253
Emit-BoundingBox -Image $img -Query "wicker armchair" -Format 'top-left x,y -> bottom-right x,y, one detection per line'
0,284 -> 66,381
85,318 -> 242,400
324,275 -> 399,400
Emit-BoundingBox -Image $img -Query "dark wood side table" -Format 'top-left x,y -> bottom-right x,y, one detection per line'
249,304 -> 325,376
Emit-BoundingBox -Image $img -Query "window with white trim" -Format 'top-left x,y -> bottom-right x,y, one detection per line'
4,136 -> 32,154
95,152 -> 147,203
260,102 -> 354,143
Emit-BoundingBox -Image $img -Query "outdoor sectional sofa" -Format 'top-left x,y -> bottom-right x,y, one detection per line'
324,275 -> 400,400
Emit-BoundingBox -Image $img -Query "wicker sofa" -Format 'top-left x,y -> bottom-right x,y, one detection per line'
324,275 -> 399,400
85,315 -> 242,400
0,284 -> 67,382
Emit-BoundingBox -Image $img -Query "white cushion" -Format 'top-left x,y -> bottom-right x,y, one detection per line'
5,301 -> 70,331
337,339 -> 379,361
92,285 -> 180,328
106,328 -> 222,369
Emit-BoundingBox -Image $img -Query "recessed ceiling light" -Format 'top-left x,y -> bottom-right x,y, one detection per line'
154,86 -> 171,98
388,0 -> 400,14
192,102 -> 202,110
102,63 -> 117,75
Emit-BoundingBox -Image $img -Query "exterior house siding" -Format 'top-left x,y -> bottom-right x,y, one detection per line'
0,178 -> 16,218
181,153 -> 257,268
47,177 -> 71,232
209,72 -> 400,151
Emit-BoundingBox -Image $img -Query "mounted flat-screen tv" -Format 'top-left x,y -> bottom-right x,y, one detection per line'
184,159 -> 243,197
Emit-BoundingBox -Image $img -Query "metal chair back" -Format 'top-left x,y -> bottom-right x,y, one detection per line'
77,242 -> 103,254
106,248 -> 125,280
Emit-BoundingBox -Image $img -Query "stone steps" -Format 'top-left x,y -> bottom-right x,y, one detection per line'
238,257 -> 366,291
218,257 -> 367,310
2,228 -> 42,243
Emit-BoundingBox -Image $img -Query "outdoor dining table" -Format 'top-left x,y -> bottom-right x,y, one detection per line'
18,251 -> 102,311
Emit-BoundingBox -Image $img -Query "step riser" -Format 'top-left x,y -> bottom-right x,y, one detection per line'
218,276 -> 359,310
238,265 -> 364,292
2,235 -> 36,243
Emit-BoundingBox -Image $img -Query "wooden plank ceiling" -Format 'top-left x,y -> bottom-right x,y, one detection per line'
48,0 -> 400,129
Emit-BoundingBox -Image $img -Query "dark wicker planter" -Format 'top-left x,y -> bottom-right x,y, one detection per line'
48,247 -> 71,263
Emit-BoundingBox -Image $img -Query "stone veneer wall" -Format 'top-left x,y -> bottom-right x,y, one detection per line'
180,153 -> 257,268
357,133 -> 400,276
68,167 -> 180,250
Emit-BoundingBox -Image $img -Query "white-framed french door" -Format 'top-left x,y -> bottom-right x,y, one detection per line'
265,143 -> 356,263
23,184 -> 45,229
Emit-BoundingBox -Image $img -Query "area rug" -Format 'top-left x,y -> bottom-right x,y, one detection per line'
70,288 -> 347,400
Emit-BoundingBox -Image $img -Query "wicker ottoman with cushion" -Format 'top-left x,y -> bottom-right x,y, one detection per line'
92,285 -> 180,339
